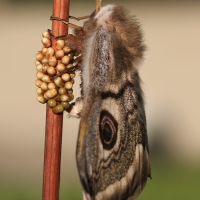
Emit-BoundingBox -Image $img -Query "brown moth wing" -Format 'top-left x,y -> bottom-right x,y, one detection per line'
76,4 -> 151,200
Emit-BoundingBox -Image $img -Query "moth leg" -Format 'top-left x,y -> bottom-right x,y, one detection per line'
47,28 -> 68,40
50,16 -> 83,30
47,29 -> 83,54
72,55 -> 83,69
69,15 -> 90,21
50,16 -> 85,48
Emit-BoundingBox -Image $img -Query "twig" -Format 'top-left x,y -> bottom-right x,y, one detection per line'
42,1 -> 70,200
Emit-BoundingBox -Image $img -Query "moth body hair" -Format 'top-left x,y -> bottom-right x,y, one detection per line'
61,4 -> 150,200
69,97 -> 83,118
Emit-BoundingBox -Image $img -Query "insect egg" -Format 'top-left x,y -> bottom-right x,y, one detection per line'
36,71 -> 44,80
54,94 -> 61,101
47,99 -> 57,108
37,95 -> 47,104
56,40 -> 65,50
41,47 -> 48,55
61,55 -> 70,65
48,56 -> 57,67
56,63 -> 66,72
42,37 -> 51,48
48,82 -> 57,90
41,57 -> 49,64
52,104 -> 64,114
42,74 -> 51,83
44,89 -> 58,99
60,94 -> 71,102
61,73 -> 70,82
35,30 -> 77,114
36,52 -> 43,62
65,81 -> 73,90
47,66 -> 56,76
42,64 -> 49,73
42,31 -> 51,39
68,93 -> 74,101
55,49 -> 65,59
61,101 -> 70,109
54,77 -> 64,87
58,87 -> 67,95
40,82 -> 48,91
35,79 -> 42,87
69,72 -> 76,78
46,47 -> 55,58
35,60 -> 41,66
67,89 -> 73,94
36,88 -> 45,95
63,46 -> 71,54
36,63 -> 43,72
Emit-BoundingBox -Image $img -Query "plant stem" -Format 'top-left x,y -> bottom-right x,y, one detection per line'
42,1 -> 70,200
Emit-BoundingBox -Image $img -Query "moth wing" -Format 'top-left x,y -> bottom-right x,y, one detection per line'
76,4 -> 151,200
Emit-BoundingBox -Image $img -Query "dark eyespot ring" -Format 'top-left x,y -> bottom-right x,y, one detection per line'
99,110 -> 118,150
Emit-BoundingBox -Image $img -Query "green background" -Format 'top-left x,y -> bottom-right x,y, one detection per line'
0,0 -> 200,199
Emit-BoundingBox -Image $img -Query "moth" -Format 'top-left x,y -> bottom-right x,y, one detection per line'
53,3 -> 151,200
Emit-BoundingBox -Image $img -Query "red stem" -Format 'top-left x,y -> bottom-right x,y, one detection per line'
42,1 -> 70,200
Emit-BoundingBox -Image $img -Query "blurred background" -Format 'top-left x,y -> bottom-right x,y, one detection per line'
0,0 -> 200,199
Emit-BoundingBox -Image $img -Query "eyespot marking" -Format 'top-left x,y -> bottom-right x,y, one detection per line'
99,110 -> 118,150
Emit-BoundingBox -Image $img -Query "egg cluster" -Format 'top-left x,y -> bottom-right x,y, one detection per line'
35,31 -> 78,114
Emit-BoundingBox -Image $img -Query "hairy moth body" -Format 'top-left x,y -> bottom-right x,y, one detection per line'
68,4 -> 151,200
